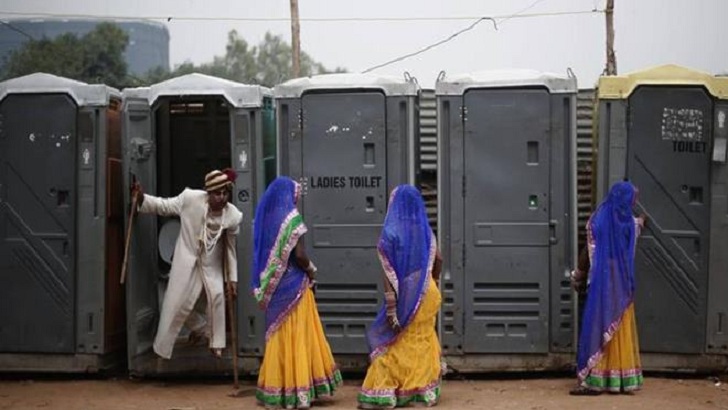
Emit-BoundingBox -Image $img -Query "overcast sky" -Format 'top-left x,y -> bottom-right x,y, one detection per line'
1,0 -> 725,88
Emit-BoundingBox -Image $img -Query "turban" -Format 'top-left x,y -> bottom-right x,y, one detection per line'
204,168 -> 236,192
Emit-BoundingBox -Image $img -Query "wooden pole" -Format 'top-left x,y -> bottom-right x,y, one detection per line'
605,0 -> 617,75
120,193 -> 138,285
223,234 -> 240,390
290,0 -> 301,78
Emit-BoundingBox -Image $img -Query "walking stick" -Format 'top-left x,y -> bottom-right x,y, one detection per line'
223,233 -> 240,390
120,188 -> 138,285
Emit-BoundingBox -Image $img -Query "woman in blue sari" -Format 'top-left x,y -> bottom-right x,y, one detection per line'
358,184 -> 443,408
251,177 -> 341,408
571,181 -> 646,395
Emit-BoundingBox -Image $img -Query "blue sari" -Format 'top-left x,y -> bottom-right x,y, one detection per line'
577,181 -> 638,381
251,177 -> 309,340
253,177 -> 342,407
366,184 -> 437,359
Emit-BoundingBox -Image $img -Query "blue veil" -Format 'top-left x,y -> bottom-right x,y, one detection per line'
366,185 -> 436,359
577,181 -> 638,380
251,177 -> 309,340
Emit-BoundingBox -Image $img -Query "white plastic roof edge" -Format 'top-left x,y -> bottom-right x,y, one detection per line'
0,73 -> 120,105
274,73 -> 420,98
436,69 -> 577,95
122,73 -> 272,108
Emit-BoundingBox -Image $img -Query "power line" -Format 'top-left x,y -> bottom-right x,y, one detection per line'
362,5 -> 602,73
498,0 -> 548,26
362,17 -> 498,74
0,9 -> 600,23
361,0 -> 546,73
0,6 -> 604,76
0,20 -> 35,40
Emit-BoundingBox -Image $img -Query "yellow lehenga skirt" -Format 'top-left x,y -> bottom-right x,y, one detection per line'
358,279 -> 443,408
256,287 -> 342,409
582,303 -> 643,392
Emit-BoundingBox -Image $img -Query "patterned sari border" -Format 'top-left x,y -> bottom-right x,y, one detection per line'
253,212 -> 306,308
578,216 -> 638,382
577,303 -> 632,382
256,369 -> 343,408
370,231 -> 437,360
589,368 -> 642,377
377,250 -> 399,297
358,378 -> 441,408
583,371 -> 643,392
264,278 -> 309,342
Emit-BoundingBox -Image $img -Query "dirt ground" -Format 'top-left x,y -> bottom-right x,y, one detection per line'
1,375 -> 727,410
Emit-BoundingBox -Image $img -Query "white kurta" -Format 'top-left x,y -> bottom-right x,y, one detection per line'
138,188 -> 243,359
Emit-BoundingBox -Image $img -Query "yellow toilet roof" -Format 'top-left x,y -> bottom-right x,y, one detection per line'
597,64 -> 728,100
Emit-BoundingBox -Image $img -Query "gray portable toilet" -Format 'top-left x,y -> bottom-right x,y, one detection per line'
0,73 -> 125,372
122,73 -> 274,375
596,64 -> 728,370
266,73 -> 419,362
436,70 -> 578,370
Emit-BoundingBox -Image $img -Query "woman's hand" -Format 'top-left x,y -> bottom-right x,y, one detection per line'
305,261 -> 317,280
637,213 -> 648,229
570,269 -> 587,293
432,248 -> 443,282
387,313 -> 401,332
385,291 -> 401,332
309,278 -> 318,295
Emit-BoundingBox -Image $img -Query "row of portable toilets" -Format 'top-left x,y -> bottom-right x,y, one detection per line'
0,65 -> 726,375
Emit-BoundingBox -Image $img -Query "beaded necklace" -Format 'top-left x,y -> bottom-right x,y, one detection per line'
201,206 -> 225,257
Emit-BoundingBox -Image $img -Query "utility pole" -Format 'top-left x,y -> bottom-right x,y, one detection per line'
290,0 -> 301,78
605,0 -> 617,75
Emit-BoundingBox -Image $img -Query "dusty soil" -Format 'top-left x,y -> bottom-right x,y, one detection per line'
0,375 -> 727,410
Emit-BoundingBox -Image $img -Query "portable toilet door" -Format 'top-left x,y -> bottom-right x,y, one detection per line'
596,65 -> 728,364
273,74 -> 419,358
0,73 -> 125,371
121,73 -> 273,375
436,70 -> 578,368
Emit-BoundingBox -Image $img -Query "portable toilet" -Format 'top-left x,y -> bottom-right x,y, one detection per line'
595,64 -> 728,370
261,73 -> 419,364
0,73 -> 125,371
436,70 -> 578,371
122,73 -> 274,375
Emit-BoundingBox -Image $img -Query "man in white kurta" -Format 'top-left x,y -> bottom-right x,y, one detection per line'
133,169 -> 243,359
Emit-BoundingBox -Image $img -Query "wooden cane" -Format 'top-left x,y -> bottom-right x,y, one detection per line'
120,192 -> 138,285
223,233 -> 240,390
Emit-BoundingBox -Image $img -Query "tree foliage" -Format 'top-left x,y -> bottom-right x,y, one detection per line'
140,31 -> 346,87
1,24 -> 344,89
2,23 -> 129,88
